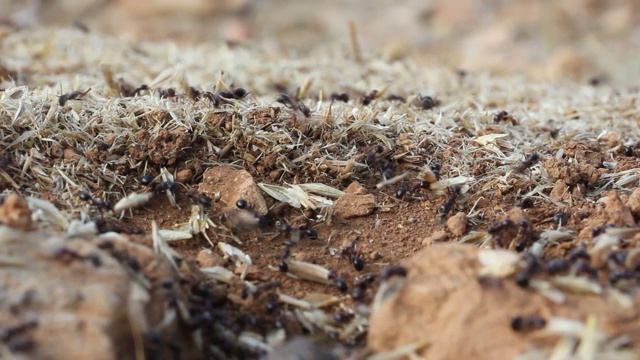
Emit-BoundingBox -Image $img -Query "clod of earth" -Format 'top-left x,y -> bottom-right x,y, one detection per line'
368,243 -> 640,360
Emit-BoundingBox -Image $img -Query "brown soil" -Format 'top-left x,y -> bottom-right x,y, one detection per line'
1,1 -> 640,358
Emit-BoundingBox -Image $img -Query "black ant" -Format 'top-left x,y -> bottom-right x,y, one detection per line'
1,320 -> 38,342
511,315 -> 546,332
514,197 -> 534,209
351,276 -> 374,301
514,252 -> 539,287
341,245 -> 365,271
416,95 -> 440,110
79,192 -> 113,213
411,180 -> 430,194
514,152 -> 540,173
552,211 -> 568,226
493,110 -> 517,125
364,145 -> 384,166
187,190 -> 212,208
488,219 -> 514,234
329,92 -> 349,102
329,271 -> 348,292
381,161 -> 393,181
276,93 -> 311,117
514,219 -> 532,252
386,94 -> 406,102
436,185 -> 461,224
361,90 -> 378,105
51,247 -> 101,267
544,258 -> 570,274
381,265 -> 407,280
159,88 -> 176,99
395,186 -> 407,199
568,246 -> 590,262
58,88 -> 91,106
203,87 -> 249,107
430,163 -> 442,180
153,181 -> 180,195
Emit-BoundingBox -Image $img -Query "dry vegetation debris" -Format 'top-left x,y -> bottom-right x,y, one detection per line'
1,26 -> 640,359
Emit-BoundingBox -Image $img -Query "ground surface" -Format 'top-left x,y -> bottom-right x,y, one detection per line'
1,2 -> 640,359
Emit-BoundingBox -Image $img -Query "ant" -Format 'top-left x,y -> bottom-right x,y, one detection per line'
514,152 -> 540,173
411,180 -> 430,194
361,90 -> 378,105
341,245 -> 365,271
417,95 -> 440,110
511,315 -> 546,332
58,88 -> 91,106
159,88 -> 176,99
436,185 -> 461,224
51,247 -> 101,267
552,212 -> 568,226
381,265 -> 407,280
276,93 -> 311,117
514,219 -> 532,252
153,181 -> 180,195
365,145 -> 384,165
329,272 -> 348,293
395,186 -> 407,199
493,110 -> 517,125
351,275 -> 375,301
203,87 -> 249,107
381,161 -> 394,181
386,94 -> 406,102
544,258 -> 570,274
514,197 -> 534,209
187,190 -> 212,208
79,192 -> 113,213
488,219 -> 514,234
329,92 -> 349,102
514,252 -> 539,287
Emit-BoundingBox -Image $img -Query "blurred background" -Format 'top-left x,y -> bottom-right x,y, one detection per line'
1,0 -> 639,84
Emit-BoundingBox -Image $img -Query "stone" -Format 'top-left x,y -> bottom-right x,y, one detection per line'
198,165 -> 268,215
345,182 -> 368,195
0,227 -> 203,360
333,194 -> 375,220
446,212 -> 467,236
197,249 -> 225,268
422,230 -> 449,246
0,193 -> 32,231
368,243 -> 640,360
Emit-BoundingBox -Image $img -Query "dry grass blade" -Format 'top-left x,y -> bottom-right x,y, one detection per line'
477,249 -> 520,277
26,196 -> 69,230
113,192 -> 154,213
281,260 -> 333,285
151,221 -> 181,274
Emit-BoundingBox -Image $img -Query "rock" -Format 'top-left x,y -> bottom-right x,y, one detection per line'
198,165 -> 268,215
422,230 -> 449,246
368,244 -> 640,360
197,249 -> 225,268
63,148 -> 82,161
550,179 -> 569,201
333,194 -> 376,220
175,168 -> 194,183
446,212 -> 467,236
0,226 -> 203,360
345,182 -> 368,195
626,188 -> 640,215
602,191 -> 635,227
0,193 -> 32,230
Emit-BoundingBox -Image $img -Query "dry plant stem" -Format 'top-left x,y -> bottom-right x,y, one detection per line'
349,21 -> 362,63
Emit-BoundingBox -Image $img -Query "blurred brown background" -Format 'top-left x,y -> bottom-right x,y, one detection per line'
1,0 -> 639,84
